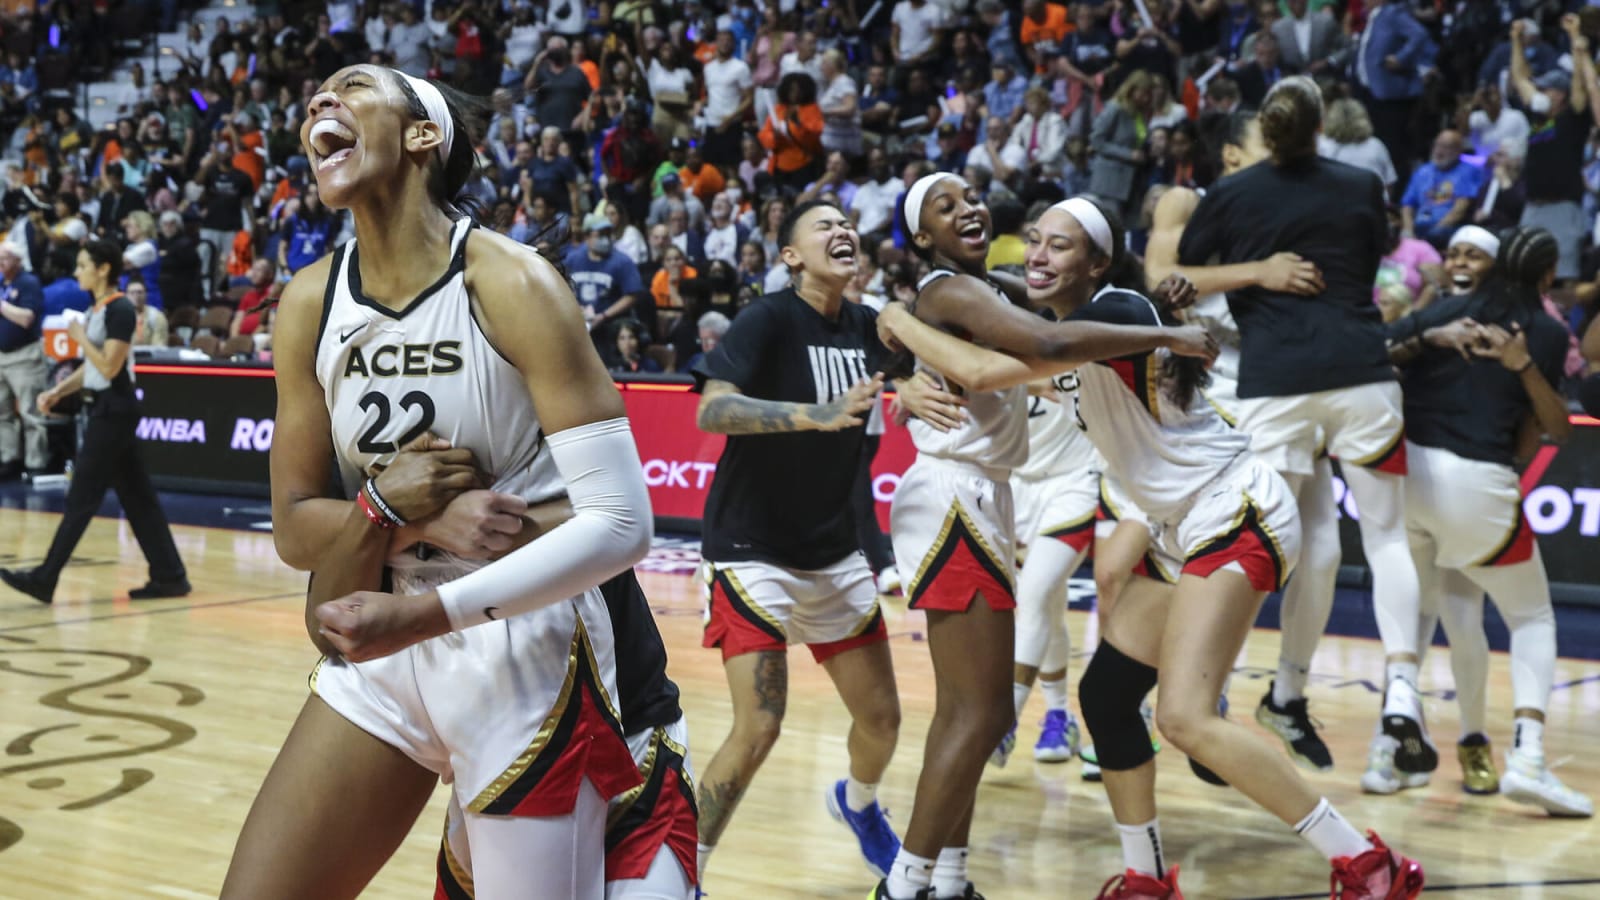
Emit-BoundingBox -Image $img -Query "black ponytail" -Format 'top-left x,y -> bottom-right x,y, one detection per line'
393,72 -> 490,222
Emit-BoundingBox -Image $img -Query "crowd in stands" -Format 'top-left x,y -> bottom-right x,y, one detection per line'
0,0 -> 1599,387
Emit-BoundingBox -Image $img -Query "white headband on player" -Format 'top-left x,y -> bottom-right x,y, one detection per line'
904,173 -> 965,236
1449,225 -> 1500,260
397,71 -> 454,163
1050,197 -> 1113,257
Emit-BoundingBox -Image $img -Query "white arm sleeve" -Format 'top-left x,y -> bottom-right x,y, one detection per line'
435,417 -> 654,631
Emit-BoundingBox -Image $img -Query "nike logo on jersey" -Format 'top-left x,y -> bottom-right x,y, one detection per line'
340,322 -> 368,344
484,607 -> 500,620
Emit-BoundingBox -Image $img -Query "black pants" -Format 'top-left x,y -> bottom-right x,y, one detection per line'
850,434 -> 894,575
701,124 -> 744,169
1363,91 -> 1417,196
37,391 -> 186,587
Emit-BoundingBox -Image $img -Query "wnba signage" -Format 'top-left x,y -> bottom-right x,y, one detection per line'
130,363 -> 277,494
1332,420 -> 1600,595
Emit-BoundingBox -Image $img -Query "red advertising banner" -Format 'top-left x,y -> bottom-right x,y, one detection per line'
622,381 -> 915,528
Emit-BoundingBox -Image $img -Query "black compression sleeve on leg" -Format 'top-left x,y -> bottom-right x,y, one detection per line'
1079,640 -> 1159,771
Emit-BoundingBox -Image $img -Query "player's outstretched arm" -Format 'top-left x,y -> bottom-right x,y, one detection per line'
917,274 -> 1214,374
697,375 -> 884,435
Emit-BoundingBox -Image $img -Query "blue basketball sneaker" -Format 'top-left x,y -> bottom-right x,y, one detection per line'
989,723 -> 1018,767
1034,709 -> 1080,763
827,779 -> 902,877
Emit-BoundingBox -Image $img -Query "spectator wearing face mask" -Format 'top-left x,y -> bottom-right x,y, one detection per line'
1510,15 -> 1598,283
565,212 -> 643,335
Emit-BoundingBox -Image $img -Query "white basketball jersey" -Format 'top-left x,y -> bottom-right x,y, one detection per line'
907,269 -> 1029,473
1073,287 -> 1249,522
314,218 -> 563,580
1013,371 -> 1099,481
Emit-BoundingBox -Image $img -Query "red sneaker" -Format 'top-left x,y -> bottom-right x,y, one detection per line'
1329,832 -> 1424,899
1096,865 -> 1184,899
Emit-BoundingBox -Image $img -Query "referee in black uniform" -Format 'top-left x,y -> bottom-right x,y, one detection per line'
1,239 -> 188,604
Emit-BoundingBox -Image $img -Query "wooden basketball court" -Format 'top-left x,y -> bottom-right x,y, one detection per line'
3,507 -> 1598,898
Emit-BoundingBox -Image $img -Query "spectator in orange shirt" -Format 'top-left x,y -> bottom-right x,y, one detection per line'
226,113 -> 266,190
574,39 -> 601,91
651,244 -> 697,309
1020,0 -> 1073,73
679,143 -> 727,205
758,73 -> 825,192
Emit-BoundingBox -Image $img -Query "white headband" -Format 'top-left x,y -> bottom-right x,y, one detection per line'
904,173 -> 964,236
397,71 -> 454,163
1049,197 -> 1113,257
1449,225 -> 1500,259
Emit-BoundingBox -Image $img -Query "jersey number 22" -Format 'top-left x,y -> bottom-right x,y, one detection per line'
356,390 -> 437,454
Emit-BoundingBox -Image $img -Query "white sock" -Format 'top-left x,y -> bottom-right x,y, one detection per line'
1115,818 -> 1165,878
697,842 -> 715,879
885,849 -> 935,899
1041,676 -> 1070,712
845,775 -> 878,812
930,847 -> 969,897
1383,664 -> 1421,719
1513,717 -> 1545,760
1294,798 -> 1371,861
1386,660 -> 1419,688
1013,682 -> 1030,719
1274,659 -> 1309,706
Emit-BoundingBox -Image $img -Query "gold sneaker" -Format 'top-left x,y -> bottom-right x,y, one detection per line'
1458,737 -> 1499,795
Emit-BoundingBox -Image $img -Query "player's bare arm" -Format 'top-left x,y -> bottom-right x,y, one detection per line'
697,374 -> 884,435
916,272 -> 1214,372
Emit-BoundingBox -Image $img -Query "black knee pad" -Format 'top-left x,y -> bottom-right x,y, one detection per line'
1079,641 -> 1159,772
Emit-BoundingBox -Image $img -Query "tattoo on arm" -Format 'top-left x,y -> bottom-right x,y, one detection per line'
698,382 -> 820,435
698,393 -> 816,434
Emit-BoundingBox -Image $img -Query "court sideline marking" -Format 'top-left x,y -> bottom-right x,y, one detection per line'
0,592 -> 304,633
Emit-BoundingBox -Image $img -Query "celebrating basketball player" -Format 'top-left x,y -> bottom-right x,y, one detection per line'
1146,108 -> 1345,773
689,200 -> 913,884
1177,77 -> 1434,785
281,464 -> 697,900
223,66 -> 653,899
1382,225 -> 1592,817
876,196 -> 1426,900
874,173 -> 1214,900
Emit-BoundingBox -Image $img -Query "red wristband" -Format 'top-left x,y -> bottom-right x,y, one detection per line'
357,489 -> 395,529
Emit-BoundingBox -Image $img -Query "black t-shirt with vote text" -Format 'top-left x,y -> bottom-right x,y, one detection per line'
692,289 -> 891,570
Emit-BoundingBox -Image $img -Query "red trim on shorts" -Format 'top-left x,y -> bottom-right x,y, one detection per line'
1045,518 -> 1096,553
1351,429 -> 1408,475
808,609 -> 888,663
476,641 -> 642,817
1181,505 -> 1287,592
1480,512 -> 1536,567
908,534 -> 1016,612
702,569 -> 786,661
434,844 -> 473,900
606,739 -> 698,886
